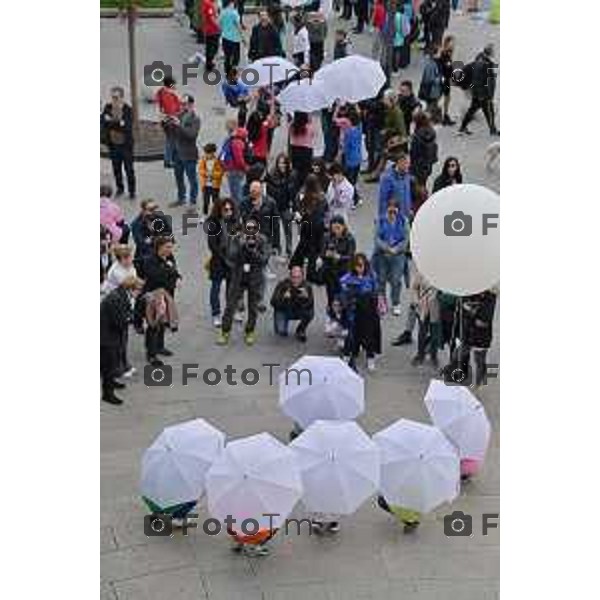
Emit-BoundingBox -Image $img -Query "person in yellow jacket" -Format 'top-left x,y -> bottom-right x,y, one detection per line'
377,494 -> 422,533
198,142 -> 224,222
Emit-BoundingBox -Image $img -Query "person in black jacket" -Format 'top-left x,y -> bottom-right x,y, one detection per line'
454,290 -> 497,387
410,112 -> 438,209
141,237 -> 181,364
217,231 -> 270,346
398,80 -> 421,136
320,215 -> 356,312
459,44 -> 499,136
265,153 -> 298,258
206,197 -> 237,327
100,277 -> 140,404
248,11 -> 283,62
101,86 -> 136,199
131,200 -> 174,276
270,265 -> 314,342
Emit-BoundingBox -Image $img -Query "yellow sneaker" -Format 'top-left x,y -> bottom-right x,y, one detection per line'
216,331 -> 230,345
244,331 -> 256,346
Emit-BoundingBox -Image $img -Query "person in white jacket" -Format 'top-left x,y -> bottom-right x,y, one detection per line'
326,163 -> 355,224
291,13 -> 310,68
102,245 -> 138,298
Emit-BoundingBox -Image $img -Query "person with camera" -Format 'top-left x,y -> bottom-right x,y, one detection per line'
130,200 -> 173,277
141,237 -> 181,366
372,202 -> 410,317
155,75 -> 182,169
377,153 -> 417,220
167,94 -> 201,212
240,180 -> 279,280
340,253 -> 382,372
217,229 -> 270,346
270,265 -> 314,342
100,276 -> 142,405
101,86 -> 136,200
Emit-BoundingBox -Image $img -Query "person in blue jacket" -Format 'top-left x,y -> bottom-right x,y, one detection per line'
337,105 -> 364,208
377,153 -> 417,220
340,253 -> 382,372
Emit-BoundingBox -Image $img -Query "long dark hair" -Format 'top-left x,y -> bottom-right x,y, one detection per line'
291,111 -> 309,135
350,252 -> 371,275
300,174 -> 324,214
210,196 -> 237,220
271,152 -> 291,176
440,156 -> 463,184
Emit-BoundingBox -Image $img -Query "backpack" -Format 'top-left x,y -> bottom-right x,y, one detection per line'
219,135 -> 254,166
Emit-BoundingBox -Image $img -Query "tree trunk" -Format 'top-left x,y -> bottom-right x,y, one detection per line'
127,7 -> 140,140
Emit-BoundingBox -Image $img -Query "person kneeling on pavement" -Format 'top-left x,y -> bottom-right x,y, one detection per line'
270,265 -> 314,342
217,229 -> 270,346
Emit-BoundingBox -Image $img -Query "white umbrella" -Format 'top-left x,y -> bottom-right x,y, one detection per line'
243,56 -> 300,88
278,78 -> 332,114
279,355 -> 365,429
206,432 -> 303,529
140,418 -> 226,508
282,0 -> 313,6
373,419 -> 460,514
314,55 -> 386,103
290,420 -> 380,515
424,379 -> 491,461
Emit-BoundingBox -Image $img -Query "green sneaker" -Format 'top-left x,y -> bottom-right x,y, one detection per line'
216,331 -> 230,345
244,331 -> 256,346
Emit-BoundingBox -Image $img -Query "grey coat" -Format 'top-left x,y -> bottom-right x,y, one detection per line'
174,110 -> 201,161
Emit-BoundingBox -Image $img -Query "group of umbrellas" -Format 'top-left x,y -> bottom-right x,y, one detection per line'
242,55 -> 386,114
141,356 -> 491,533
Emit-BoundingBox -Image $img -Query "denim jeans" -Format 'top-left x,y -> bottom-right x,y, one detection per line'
174,156 -> 199,204
164,136 -> 176,168
374,252 -> 405,306
273,308 -> 314,336
209,274 -> 227,317
227,171 -> 245,205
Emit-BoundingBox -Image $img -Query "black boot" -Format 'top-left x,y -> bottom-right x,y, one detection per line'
392,331 -> 413,346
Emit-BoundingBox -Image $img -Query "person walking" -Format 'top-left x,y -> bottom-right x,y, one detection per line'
437,34 -> 457,126
418,45 -> 443,123
291,13 -> 311,69
169,94 -> 201,211
202,0 -> 221,72
217,230 -> 270,346
372,202 -> 410,316
220,0 -> 244,76
334,104 -> 363,208
101,86 -> 136,199
206,198 -> 237,327
459,44 -> 499,136
410,111 -> 438,210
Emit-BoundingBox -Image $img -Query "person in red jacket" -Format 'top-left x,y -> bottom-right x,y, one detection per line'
202,0 -> 221,72
220,120 -> 249,205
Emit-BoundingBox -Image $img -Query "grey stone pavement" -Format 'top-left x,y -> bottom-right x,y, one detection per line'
101,13 -> 500,600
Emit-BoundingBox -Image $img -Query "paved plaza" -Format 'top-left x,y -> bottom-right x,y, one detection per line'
101,12 -> 500,600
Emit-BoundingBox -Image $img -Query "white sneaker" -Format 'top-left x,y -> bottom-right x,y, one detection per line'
234,311 -> 244,323
122,367 -> 137,378
392,305 -> 401,316
213,316 -> 222,328
367,358 -> 376,372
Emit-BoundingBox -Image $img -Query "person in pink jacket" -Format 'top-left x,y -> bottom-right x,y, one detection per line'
100,184 -> 129,244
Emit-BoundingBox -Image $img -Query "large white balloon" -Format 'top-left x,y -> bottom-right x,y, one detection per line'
410,184 -> 500,296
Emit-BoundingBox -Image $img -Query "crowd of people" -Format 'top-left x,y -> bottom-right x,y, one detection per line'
100,2 -> 498,407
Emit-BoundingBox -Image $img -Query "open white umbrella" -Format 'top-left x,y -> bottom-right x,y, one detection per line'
373,419 -> 460,514
206,433 -> 303,529
278,78 -> 332,114
140,418 -> 226,509
243,56 -> 300,88
424,379 -> 491,461
279,355 -> 365,429
290,420 -> 380,515
281,0 -> 314,6
314,55 -> 386,103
